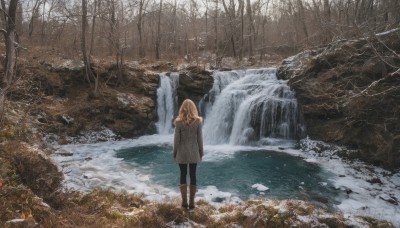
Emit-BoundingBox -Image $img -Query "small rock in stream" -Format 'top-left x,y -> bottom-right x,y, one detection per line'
212,197 -> 226,203
56,151 -> 73,156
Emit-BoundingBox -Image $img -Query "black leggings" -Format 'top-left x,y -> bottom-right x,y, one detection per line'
179,163 -> 197,185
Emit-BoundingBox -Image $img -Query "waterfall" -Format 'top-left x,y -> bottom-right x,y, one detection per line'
155,68 -> 305,143
199,70 -> 245,117
156,72 -> 179,134
203,68 -> 305,145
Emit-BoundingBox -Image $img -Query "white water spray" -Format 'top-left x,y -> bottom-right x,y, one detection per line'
156,72 -> 179,134
202,68 -> 305,145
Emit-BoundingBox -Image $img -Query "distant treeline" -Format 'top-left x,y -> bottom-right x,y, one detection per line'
5,0 -> 400,60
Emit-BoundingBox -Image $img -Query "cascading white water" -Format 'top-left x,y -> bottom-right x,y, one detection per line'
199,70 -> 245,116
156,68 -> 305,142
203,68 -> 305,145
156,72 -> 179,134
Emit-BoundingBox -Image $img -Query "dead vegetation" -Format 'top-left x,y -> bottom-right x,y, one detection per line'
0,139 -> 394,227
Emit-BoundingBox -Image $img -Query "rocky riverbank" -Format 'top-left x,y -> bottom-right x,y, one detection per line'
1,37 -> 399,226
277,29 -> 400,169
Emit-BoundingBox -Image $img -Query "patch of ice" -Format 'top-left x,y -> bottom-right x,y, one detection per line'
318,182 -> 328,187
117,97 -> 130,107
343,219 -> 369,228
242,206 -> 255,217
296,215 -> 313,223
61,114 -> 74,124
304,158 -> 318,163
296,137 -> 400,227
60,59 -> 84,70
5,219 -> 28,224
212,211 -> 236,222
197,186 -> 232,205
251,184 -> 269,191
278,207 -> 288,214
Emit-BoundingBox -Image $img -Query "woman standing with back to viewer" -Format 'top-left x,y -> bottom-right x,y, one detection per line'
173,99 -> 204,209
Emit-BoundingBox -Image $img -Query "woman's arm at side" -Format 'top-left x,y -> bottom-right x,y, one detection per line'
197,119 -> 204,158
173,122 -> 180,158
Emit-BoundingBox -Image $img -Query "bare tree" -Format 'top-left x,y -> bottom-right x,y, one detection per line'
9,0 -> 400,63
81,0 -> 93,84
1,0 -> 19,85
28,0 -> 41,38
221,0 -> 239,57
212,0 -> 219,65
137,0 -> 150,58
246,0 -> 255,57
297,0 -> 309,41
239,0 -> 244,60
155,0 -> 162,59
89,0 -> 100,56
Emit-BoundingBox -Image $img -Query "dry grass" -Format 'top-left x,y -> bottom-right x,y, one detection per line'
1,142 -> 394,227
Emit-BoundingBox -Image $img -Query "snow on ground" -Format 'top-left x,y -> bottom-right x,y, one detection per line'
293,137 -> 400,227
51,134 -> 400,227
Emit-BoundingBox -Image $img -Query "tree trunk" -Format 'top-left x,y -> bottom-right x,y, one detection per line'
155,0 -> 162,59
28,0 -> 41,38
246,0 -> 254,57
172,0 -> 177,55
109,0 -> 116,56
260,2 -> 269,61
214,0 -> 219,65
324,0 -> 331,23
137,0 -> 144,58
41,0 -> 46,43
81,0 -> 92,83
298,0 -> 309,41
392,0 -> 400,25
239,0 -> 244,60
222,0 -> 237,57
90,0 -> 99,56
1,0 -> 19,85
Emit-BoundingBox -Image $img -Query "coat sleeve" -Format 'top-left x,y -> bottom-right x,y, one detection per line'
197,120 -> 204,158
173,122 -> 180,158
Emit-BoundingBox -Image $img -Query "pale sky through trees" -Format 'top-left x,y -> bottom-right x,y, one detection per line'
10,0 -> 400,61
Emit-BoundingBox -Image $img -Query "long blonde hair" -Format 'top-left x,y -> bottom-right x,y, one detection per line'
175,99 -> 202,125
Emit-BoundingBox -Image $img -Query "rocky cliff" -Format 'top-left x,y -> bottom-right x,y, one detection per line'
278,30 -> 400,169
177,66 -> 214,106
23,63 -> 160,144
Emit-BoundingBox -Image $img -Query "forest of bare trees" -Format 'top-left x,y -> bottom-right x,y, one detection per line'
1,0 -> 400,66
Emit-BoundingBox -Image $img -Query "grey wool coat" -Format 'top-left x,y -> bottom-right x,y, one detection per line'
173,119 -> 204,164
